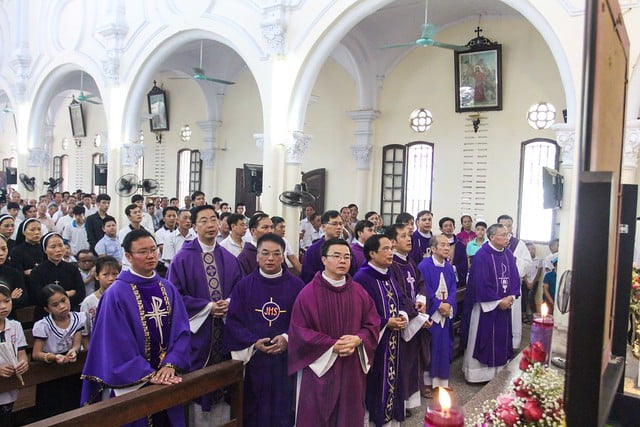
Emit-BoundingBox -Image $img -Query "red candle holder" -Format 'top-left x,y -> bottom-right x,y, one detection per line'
424,400 -> 464,427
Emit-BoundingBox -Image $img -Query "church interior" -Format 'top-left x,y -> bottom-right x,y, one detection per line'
1,0 -> 640,425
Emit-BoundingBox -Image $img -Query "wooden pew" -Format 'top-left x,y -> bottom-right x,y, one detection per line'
0,352 -> 87,393
24,359 -> 244,427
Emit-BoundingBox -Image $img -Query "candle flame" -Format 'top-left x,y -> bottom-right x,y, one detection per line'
541,302 -> 548,317
438,387 -> 451,411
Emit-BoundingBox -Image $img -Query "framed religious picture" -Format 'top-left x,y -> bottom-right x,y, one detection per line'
454,44 -> 502,112
147,81 -> 169,132
68,98 -> 86,138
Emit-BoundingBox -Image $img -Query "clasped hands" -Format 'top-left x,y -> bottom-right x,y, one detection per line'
256,336 -> 287,354
332,335 -> 362,357
387,315 -> 407,331
211,300 -> 229,318
498,296 -> 515,310
0,360 -> 28,377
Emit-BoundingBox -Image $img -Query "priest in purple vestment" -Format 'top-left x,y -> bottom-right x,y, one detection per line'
237,213 -> 274,276
81,229 -> 191,427
300,210 -> 357,283
439,216 -> 468,288
288,238 -> 379,427
351,219 -> 375,269
386,224 -> 431,410
166,205 -> 242,417
410,210 -> 434,265
418,235 -> 457,390
354,234 -> 408,427
462,224 -> 521,383
223,233 -> 304,426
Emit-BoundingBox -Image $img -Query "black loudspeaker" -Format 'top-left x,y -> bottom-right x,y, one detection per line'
243,163 -> 263,195
94,164 -> 108,186
5,167 -> 17,185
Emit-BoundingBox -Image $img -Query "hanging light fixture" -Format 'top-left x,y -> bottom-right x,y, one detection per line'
527,102 -> 556,130
138,130 -> 145,144
61,138 -> 69,150
409,108 -> 433,132
94,134 -> 102,148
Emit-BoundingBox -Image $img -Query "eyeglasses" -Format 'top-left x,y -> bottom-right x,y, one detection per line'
258,250 -> 283,258
129,247 -> 159,257
325,253 -> 351,261
325,222 -> 344,227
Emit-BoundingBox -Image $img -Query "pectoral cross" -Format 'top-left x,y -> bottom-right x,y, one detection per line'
145,296 -> 169,344
498,264 -> 509,293
53,280 -> 60,286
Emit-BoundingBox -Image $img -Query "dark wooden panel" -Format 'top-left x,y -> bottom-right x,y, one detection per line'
302,168 -> 325,213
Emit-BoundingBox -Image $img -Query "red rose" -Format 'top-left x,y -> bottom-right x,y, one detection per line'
523,398 -> 543,422
519,357 -> 531,371
513,377 -> 523,387
530,342 -> 547,363
515,387 -> 530,398
499,408 -> 519,426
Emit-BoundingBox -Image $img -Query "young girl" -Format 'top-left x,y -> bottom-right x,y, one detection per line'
80,256 -> 120,339
32,284 -> 86,419
0,282 -> 28,426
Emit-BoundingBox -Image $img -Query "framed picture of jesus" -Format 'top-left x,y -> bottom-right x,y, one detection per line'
454,44 -> 502,112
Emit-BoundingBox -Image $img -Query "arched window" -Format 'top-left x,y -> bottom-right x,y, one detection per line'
177,149 -> 202,204
92,153 -> 107,195
517,138 -> 559,242
52,155 -> 69,192
380,142 -> 434,225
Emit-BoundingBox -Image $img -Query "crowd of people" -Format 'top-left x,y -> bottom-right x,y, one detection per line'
0,187 -> 559,426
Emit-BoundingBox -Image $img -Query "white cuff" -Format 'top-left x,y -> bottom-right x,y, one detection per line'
309,346 -> 338,377
378,325 -> 387,344
280,333 -> 288,342
189,302 -> 213,333
399,310 -> 409,321
231,345 -> 256,365
431,310 -> 446,328
480,300 -> 501,313
416,294 -> 427,305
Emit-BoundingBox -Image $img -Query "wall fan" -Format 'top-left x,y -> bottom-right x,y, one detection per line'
380,0 -> 469,51
169,41 -> 235,85
19,173 -> 36,192
115,174 -> 160,197
44,177 -> 63,192
278,183 -> 316,207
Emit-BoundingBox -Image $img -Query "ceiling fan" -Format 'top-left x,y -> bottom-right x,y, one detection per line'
75,72 -> 102,105
380,0 -> 469,52
169,41 -> 235,85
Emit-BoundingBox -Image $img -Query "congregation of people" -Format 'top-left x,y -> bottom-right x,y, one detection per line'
0,188 -> 560,426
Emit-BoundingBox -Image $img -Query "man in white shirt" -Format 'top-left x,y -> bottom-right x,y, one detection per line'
162,209 -> 196,264
82,193 -> 97,216
220,213 -> 247,257
542,238 -> 559,272
155,206 -> 179,260
300,213 -> 322,251
522,241 -> 542,323
298,204 -> 315,248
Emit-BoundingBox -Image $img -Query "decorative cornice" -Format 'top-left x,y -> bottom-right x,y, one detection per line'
254,133 -> 264,151
98,1 -> 129,83
623,120 -> 640,169
347,109 -> 379,170
121,143 -> 144,166
260,1 -> 304,57
286,131 -> 311,164
552,123 -> 575,167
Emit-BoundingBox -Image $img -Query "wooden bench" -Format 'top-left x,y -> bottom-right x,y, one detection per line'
24,359 -> 244,427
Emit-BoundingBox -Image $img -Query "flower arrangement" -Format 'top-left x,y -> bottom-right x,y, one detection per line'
472,343 -> 565,426
631,266 -> 640,359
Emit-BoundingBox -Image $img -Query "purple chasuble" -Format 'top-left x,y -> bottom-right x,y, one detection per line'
389,254 -> 430,400
237,242 -> 258,276
166,239 -> 242,411
350,242 -> 366,270
418,257 -> 457,380
81,270 -> 190,427
466,244 -> 520,367
300,237 -> 358,284
223,269 -> 304,426
354,265 -> 406,426
448,235 -> 468,288
288,272 -> 379,427
409,230 -> 432,266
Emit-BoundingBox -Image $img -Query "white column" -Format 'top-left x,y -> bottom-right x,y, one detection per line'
282,131 -> 311,252
551,123 -> 576,332
347,109 -> 379,210
622,120 -> 640,185
197,120 -> 222,199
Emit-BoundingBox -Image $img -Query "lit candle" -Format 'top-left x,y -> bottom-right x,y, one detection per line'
530,302 -> 554,364
424,388 -> 464,427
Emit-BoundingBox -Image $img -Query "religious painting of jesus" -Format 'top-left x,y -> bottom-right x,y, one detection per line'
454,44 -> 502,112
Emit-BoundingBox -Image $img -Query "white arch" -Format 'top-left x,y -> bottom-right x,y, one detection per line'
121,27 -> 266,144
289,0 -> 577,130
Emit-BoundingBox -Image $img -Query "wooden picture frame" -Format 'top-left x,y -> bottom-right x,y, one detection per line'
454,44 -> 502,112
147,82 -> 169,132
68,99 -> 86,138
